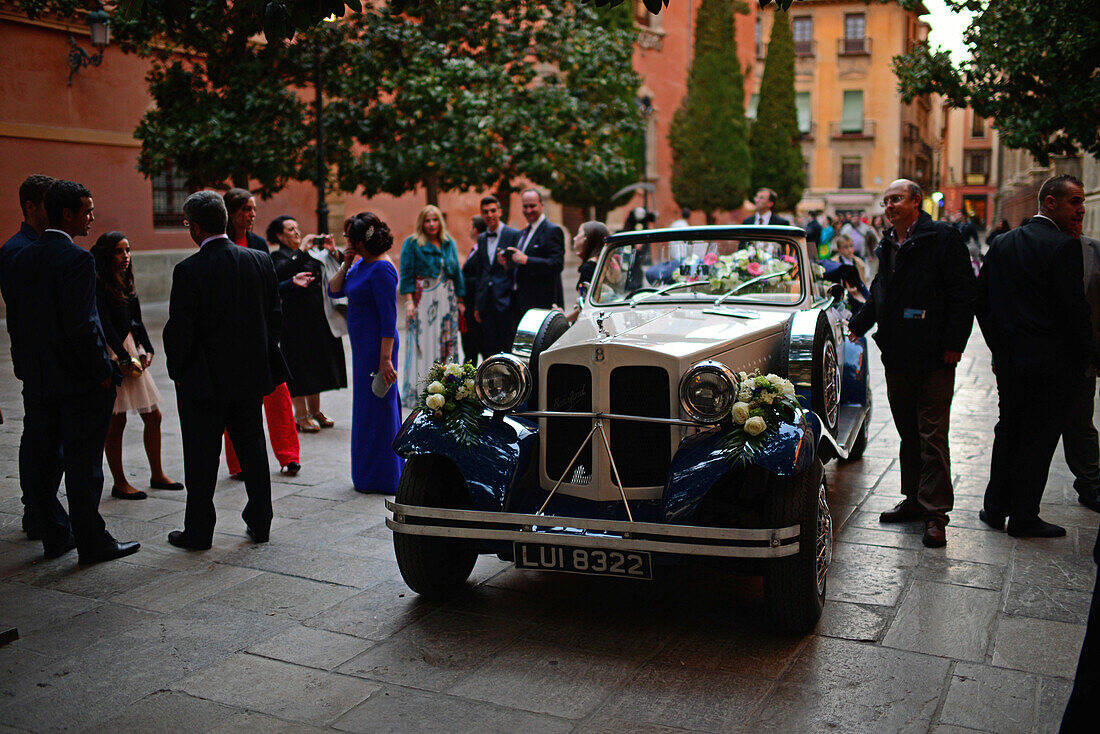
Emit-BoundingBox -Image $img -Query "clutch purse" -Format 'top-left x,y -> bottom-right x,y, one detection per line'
370,372 -> 392,398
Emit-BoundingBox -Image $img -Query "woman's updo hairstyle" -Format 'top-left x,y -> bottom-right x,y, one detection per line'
346,212 -> 393,255
578,221 -> 609,261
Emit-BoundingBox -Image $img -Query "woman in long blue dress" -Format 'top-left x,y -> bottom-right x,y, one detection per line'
328,212 -> 405,494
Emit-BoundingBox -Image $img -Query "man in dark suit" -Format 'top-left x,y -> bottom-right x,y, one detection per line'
977,174 -> 1094,538
164,191 -> 289,549
6,180 -> 139,563
1,174 -> 56,540
742,188 -> 790,226
470,195 -> 521,355
509,188 -> 565,316
1062,230 -> 1100,514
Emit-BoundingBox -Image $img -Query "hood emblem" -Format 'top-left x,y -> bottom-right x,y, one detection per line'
596,311 -> 609,337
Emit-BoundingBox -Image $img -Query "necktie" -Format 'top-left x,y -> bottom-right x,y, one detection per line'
520,226 -> 531,252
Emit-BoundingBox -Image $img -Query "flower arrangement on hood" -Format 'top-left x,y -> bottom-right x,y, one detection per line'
417,361 -> 481,446
672,244 -> 796,294
725,371 -> 803,464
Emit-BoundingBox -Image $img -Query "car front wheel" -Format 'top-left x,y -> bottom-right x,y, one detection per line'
763,458 -> 831,633
393,456 -> 478,599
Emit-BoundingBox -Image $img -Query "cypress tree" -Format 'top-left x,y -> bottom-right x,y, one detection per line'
749,10 -> 805,212
668,0 -> 751,224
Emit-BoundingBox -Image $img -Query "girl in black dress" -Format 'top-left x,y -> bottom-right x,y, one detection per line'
564,221 -> 608,323
91,232 -> 183,499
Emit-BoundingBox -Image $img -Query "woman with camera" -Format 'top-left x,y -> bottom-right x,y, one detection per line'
267,215 -> 348,432
91,232 -> 182,500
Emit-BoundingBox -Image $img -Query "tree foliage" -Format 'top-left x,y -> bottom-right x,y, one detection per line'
749,10 -> 804,211
668,0 -> 752,223
890,0 -> 1100,166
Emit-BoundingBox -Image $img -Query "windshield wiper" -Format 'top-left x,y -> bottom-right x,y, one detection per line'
629,279 -> 713,307
712,271 -> 788,307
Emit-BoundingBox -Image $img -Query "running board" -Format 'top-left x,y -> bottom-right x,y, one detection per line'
818,405 -> 869,461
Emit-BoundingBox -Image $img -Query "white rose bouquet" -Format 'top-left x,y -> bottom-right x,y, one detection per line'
416,361 -> 482,446
725,371 -> 803,465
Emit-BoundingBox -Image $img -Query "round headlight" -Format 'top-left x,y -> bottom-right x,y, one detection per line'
679,361 -> 738,423
475,354 -> 531,412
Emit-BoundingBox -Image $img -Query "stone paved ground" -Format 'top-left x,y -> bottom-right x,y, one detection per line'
0,303 -> 1096,733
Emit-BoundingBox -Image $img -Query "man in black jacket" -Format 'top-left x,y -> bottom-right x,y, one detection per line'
977,175 -> 1094,537
6,180 -> 139,563
164,191 -> 289,549
469,195 -> 521,355
509,189 -> 565,316
848,179 -> 976,547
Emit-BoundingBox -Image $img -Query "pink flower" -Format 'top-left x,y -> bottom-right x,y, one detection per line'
703,252 -> 718,265
781,255 -> 796,264
747,262 -> 763,277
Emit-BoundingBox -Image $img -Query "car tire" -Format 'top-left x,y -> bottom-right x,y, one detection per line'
393,455 -> 478,599
811,318 -> 840,436
763,458 -> 830,634
526,309 -> 570,410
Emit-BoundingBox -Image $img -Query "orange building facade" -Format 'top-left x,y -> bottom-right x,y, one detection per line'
0,2 -> 758,304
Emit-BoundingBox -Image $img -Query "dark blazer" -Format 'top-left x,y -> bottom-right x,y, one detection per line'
163,237 -> 289,402
96,283 -> 153,360
742,213 -> 790,226
470,226 -> 521,315
849,211 -> 976,372
514,218 -> 565,313
976,216 -> 1094,372
6,230 -> 115,398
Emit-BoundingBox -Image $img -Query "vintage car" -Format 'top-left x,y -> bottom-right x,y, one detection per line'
386,225 -> 872,632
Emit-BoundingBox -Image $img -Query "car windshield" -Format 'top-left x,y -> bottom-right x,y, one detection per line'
591,236 -> 805,306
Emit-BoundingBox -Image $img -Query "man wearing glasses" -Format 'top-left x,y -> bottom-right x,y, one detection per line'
847,179 -> 976,548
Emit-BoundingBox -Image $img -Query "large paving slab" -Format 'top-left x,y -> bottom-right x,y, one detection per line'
0,301 -> 1097,732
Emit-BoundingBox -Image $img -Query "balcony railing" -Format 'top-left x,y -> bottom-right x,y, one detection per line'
838,37 -> 871,56
800,122 -> 816,141
830,120 -> 876,140
794,39 -> 816,57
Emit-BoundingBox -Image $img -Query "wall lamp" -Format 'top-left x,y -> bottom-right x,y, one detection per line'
68,6 -> 110,85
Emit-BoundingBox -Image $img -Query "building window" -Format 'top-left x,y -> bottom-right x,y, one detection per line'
792,17 -> 813,56
634,0 -> 652,28
152,166 -> 195,229
841,157 -> 862,189
840,90 -> 864,134
964,149 -> 991,184
970,113 -> 986,138
796,91 -> 812,137
842,13 -> 869,54
755,17 -> 765,59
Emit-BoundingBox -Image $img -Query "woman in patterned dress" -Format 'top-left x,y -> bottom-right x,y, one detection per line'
397,205 -> 466,408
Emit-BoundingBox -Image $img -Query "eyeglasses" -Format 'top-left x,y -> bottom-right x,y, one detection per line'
881,195 -> 908,207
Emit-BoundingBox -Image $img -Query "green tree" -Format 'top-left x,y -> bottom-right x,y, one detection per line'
526,3 -> 645,220
668,0 -> 752,224
890,0 -> 1100,165
749,10 -> 804,211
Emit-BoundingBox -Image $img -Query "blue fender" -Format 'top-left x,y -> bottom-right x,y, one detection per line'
393,410 -> 538,512
662,410 -> 819,524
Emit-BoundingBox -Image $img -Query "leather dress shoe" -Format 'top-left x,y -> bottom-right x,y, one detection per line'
246,527 -> 269,543
923,518 -> 947,548
880,499 -> 924,523
43,533 -> 77,559
78,539 -> 140,565
979,509 -> 1006,531
1078,491 -> 1100,514
168,531 -> 212,550
111,486 -> 147,500
1007,518 -> 1067,538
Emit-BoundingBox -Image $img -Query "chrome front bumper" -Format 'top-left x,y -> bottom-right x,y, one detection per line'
386,500 -> 801,559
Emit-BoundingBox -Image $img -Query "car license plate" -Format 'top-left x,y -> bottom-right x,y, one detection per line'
514,542 -> 652,580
